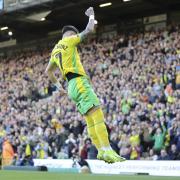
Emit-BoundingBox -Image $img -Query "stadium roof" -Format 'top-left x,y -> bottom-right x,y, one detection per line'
0,0 -> 180,42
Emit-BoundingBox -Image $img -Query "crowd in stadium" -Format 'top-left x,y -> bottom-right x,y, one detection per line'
0,24 -> 180,166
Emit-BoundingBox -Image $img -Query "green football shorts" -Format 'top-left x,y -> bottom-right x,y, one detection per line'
68,76 -> 100,115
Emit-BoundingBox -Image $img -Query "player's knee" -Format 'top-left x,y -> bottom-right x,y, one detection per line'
86,105 -> 101,115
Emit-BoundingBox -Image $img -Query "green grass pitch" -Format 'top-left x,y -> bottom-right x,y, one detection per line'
0,171 -> 180,180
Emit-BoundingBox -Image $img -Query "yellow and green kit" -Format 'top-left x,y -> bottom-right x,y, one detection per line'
49,34 -> 100,114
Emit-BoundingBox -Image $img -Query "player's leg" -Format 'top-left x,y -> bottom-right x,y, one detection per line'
78,77 -> 125,163
68,76 -> 125,163
68,77 -> 101,150
73,77 -> 110,151
86,107 -> 111,150
86,107 -> 126,163
85,107 -> 111,161
84,114 -> 101,150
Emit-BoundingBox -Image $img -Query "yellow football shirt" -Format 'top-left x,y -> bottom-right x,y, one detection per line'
50,34 -> 87,79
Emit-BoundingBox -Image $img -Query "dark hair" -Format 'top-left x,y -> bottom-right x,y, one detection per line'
62,25 -> 79,35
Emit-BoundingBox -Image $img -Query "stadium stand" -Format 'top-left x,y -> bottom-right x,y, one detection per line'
0,25 -> 180,166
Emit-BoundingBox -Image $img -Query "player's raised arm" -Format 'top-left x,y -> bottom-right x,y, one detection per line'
80,7 -> 96,40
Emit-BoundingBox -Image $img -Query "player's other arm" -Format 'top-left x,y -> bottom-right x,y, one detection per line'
45,61 -> 58,84
45,61 -> 66,95
80,7 -> 95,40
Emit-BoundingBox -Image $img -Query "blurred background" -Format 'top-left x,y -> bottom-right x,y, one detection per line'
0,0 -> 180,176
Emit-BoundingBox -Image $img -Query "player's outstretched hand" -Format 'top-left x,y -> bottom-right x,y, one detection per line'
59,88 -> 67,96
53,88 -> 67,97
85,7 -> 94,17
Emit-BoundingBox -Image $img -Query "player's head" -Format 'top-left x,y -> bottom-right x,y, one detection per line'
62,25 -> 79,38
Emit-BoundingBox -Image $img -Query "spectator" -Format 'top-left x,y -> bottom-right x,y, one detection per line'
150,124 -> 166,154
158,149 -> 170,160
169,144 -> 180,160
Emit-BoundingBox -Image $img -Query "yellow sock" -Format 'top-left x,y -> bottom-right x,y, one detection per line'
90,108 -> 111,149
84,114 -> 101,150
